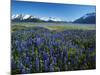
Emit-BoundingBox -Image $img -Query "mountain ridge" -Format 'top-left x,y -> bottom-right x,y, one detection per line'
11,14 -> 62,22
11,12 -> 96,24
74,12 -> 96,24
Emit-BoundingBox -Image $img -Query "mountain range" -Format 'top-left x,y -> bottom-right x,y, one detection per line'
74,12 -> 96,24
11,12 -> 96,24
11,14 -> 62,22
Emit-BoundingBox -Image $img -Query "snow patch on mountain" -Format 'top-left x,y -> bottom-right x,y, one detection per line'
82,13 -> 96,19
12,14 -> 62,22
23,15 -> 31,19
40,17 -> 62,21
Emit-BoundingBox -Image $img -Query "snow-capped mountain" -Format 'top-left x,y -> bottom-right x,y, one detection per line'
40,17 -> 61,21
12,14 -> 36,20
12,14 -> 20,19
11,14 -> 42,22
82,13 -> 96,19
74,12 -> 96,24
23,15 -> 33,19
12,14 -> 24,20
11,14 -> 62,22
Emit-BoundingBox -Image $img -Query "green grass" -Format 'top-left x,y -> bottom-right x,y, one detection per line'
45,25 -> 95,31
11,22 -> 96,32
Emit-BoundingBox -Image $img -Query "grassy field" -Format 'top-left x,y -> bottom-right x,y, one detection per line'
11,22 -> 96,31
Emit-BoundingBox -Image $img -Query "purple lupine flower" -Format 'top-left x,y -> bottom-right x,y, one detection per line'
17,62 -> 25,70
21,68 -> 26,74
50,64 -> 54,72
50,47 -> 54,56
61,51 -> 64,59
25,56 -> 30,64
35,57 -> 39,71
15,40 -> 22,52
43,51 -> 48,60
31,46 -> 34,55
89,47 -> 94,52
53,57 -> 57,65
27,38 -> 33,46
20,41 -> 28,51
17,45 -> 22,52
44,60 -> 49,71
64,52 -> 68,64
15,40 -> 20,46
34,37 -> 42,46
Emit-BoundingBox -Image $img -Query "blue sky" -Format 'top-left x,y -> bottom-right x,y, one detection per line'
12,1 -> 96,21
